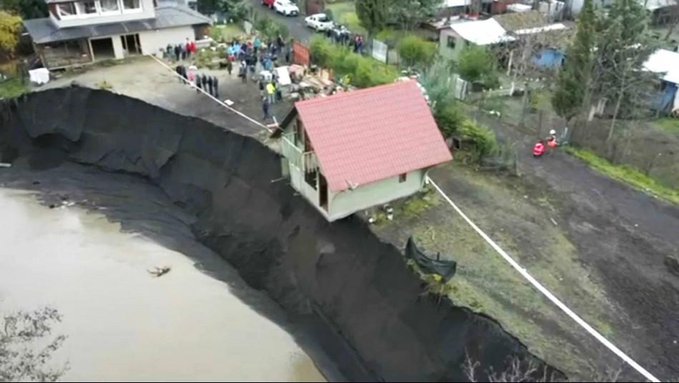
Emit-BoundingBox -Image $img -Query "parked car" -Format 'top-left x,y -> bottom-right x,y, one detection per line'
262,0 -> 275,8
274,0 -> 299,16
304,13 -> 334,31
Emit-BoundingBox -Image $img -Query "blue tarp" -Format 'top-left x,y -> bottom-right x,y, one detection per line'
533,48 -> 565,69
655,82 -> 678,114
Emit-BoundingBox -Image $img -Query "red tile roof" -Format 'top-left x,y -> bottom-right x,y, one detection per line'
295,80 -> 453,192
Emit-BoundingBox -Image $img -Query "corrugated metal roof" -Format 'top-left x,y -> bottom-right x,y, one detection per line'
644,49 -> 679,85
24,4 -> 211,44
294,81 -> 453,193
450,19 -> 515,46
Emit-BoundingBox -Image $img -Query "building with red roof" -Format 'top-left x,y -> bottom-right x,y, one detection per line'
274,80 -> 452,221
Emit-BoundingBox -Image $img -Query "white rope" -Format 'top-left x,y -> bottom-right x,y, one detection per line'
150,53 -> 659,382
426,177 -> 660,382
147,54 -> 271,132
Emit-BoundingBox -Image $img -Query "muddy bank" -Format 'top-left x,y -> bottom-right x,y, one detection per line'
0,87 -> 561,381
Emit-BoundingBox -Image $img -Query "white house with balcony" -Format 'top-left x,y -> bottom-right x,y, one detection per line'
23,0 -> 211,69
271,81 -> 453,222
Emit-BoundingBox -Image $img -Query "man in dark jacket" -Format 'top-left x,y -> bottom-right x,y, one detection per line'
207,75 -> 214,96
196,73 -> 202,93
175,65 -> 183,83
201,74 -> 208,91
212,76 -> 219,98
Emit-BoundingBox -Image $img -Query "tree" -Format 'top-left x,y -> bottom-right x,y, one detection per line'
355,0 -> 389,37
551,0 -> 596,124
458,45 -> 499,89
1,307 -> 67,382
663,0 -> 679,40
0,0 -> 47,19
397,35 -> 436,68
0,10 -> 22,57
389,0 -> 442,31
591,0 -> 658,144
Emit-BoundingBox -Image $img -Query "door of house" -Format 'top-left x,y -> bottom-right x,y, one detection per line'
121,34 -> 141,56
319,173 -> 328,211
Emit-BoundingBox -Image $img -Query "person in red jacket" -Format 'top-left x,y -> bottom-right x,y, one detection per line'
533,140 -> 546,157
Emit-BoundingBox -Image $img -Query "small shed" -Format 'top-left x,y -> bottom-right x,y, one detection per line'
439,18 -> 514,60
644,48 -> 679,115
272,81 -> 453,222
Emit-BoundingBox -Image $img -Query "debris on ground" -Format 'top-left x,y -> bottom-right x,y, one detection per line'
147,266 -> 172,278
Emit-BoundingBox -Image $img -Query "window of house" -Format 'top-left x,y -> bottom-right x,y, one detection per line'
122,0 -> 142,11
399,173 -> 407,183
57,2 -> 77,17
100,0 -> 120,13
76,1 -> 98,15
447,36 -> 456,49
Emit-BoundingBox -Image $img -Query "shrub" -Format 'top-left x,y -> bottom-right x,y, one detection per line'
375,29 -> 399,47
458,45 -> 499,89
459,119 -> 498,162
398,35 -> 436,68
435,105 -> 464,138
310,37 -> 335,67
310,36 -> 399,88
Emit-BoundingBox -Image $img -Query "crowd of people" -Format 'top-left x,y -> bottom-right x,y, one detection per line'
174,64 -> 221,98
167,34 -> 292,122
324,25 -> 366,54
166,38 -> 199,62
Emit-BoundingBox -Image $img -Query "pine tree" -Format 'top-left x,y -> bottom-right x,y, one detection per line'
592,0 -> 658,143
551,0 -> 595,124
355,0 -> 389,37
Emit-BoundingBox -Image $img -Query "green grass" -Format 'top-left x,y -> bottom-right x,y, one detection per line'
566,147 -> 679,205
655,117 -> 679,135
0,78 -> 28,99
326,1 -> 366,35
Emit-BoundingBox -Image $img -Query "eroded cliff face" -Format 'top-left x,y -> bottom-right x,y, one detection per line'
0,87 -> 562,381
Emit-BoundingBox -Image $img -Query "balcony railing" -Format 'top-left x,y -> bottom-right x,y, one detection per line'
282,134 -> 318,173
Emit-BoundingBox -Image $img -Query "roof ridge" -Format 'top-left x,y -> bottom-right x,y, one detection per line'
295,80 -> 416,107
156,2 -> 211,23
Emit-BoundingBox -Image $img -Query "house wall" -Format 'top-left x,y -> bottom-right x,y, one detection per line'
53,0 -> 156,29
137,26 -> 196,56
327,170 -> 427,221
439,29 -> 467,61
111,35 -> 125,59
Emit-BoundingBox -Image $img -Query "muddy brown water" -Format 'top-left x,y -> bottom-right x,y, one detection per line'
0,188 -> 324,382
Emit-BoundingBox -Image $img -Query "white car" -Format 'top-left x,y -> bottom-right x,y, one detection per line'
304,13 -> 334,31
274,0 -> 299,16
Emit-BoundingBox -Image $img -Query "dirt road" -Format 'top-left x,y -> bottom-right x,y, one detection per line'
428,113 -> 679,380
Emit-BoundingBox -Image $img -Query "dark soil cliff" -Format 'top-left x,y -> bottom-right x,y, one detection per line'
0,87 -> 562,381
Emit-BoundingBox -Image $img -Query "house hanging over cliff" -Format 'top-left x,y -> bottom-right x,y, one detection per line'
272,81 -> 453,222
23,0 -> 211,70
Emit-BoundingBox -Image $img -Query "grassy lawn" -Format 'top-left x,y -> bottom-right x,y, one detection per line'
654,117 -> 679,135
0,78 -> 28,100
326,1 -> 366,35
566,146 -> 679,205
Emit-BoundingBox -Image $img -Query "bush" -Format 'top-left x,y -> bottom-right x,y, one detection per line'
375,29 -> 399,47
309,36 -> 399,88
310,37 -> 335,67
398,35 -> 436,68
254,16 -> 288,41
458,46 -> 499,89
435,105 -> 464,138
459,119 -> 498,162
